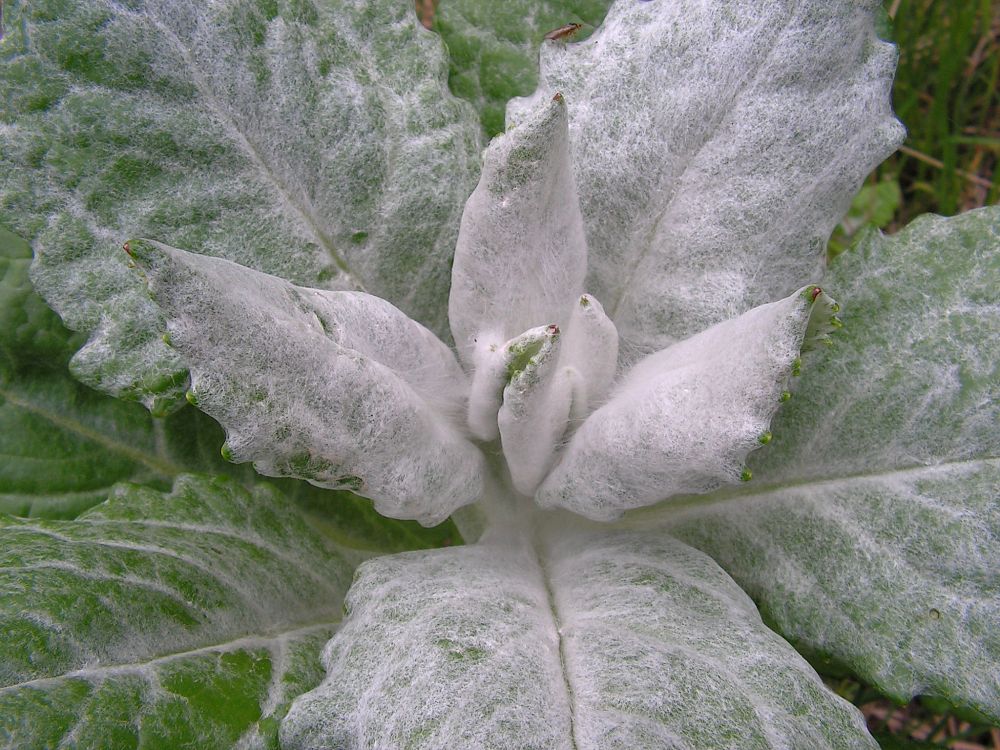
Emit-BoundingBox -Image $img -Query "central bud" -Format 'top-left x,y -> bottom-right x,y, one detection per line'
465,294 -> 619,496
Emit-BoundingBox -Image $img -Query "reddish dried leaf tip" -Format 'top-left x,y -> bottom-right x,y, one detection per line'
546,324 -> 560,335
122,242 -> 132,256
544,23 -> 582,41
810,286 -> 823,302
552,92 -> 565,104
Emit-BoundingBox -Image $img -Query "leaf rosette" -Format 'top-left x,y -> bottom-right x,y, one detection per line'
2,0 -> 998,747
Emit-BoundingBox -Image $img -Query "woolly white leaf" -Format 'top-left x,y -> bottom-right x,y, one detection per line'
561,292 -> 619,420
508,0 -> 904,354
538,286 -> 837,520
280,526 -> 876,749
449,94 -> 587,370
127,240 -> 484,525
2,0 -> 480,409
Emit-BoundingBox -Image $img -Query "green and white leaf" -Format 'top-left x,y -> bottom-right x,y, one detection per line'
0,371 -> 183,519
281,525 -> 876,749
129,239 -> 485,526
1,0 -> 481,410
433,0 -> 612,136
538,286 -> 837,520
638,209 -> 1000,721
0,624 -> 335,750
507,0 -> 905,356
0,474 -> 357,748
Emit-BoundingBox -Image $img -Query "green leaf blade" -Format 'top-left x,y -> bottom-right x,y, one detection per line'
0,474 -> 359,747
0,475 -> 355,687
0,623 -> 337,750
433,0 -> 612,136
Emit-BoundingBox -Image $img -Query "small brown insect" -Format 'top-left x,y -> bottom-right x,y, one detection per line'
544,23 -> 582,42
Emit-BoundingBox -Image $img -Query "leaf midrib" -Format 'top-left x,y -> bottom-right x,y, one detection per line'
626,456 -> 1000,524
111,4 -> 363,289
0,384 -> 182,479
608,1 -> 801,319
531,531 -> 580,750
0,621 -> 340,694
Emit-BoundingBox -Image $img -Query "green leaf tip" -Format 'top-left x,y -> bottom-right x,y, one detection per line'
336,475 -> 364,492
740,468 -> 753,482
779,391 -> 792,403
220,443 -> 234,462
758,431 -> 773,445
185,390 -> 199,407
149,396 -> 172,419
791,357 -> 802,376
505,325 -> 558,381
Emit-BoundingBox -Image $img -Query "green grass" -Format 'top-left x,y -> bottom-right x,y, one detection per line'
878,0 -> 998,224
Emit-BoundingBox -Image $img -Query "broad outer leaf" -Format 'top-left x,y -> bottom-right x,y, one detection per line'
0,371 -> 183,520
129,240 -> 485,525
434,0 -> 612,136
651,209 -> 1000,721
1,0 -> 480,410
281,525 -> 876,749
538,286 -> 838,520
0,474 -> 356,747
507,0 -> 905,356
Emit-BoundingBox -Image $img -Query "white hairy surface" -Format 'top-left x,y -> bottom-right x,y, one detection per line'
131,240 -> 484,525
665,461 -> 1000,725
11,0 -> 480,407
467,324 -> 556,440
449,94 -> 587,369
498,326 -> 572,495
538,288 -> 824,519
561,293 -> 619,420
280,538 -> 574,750
281,525 -> 876,749
508,0 -> 904,356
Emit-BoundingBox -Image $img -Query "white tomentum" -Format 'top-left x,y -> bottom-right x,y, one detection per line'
127,92 -> 846,528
